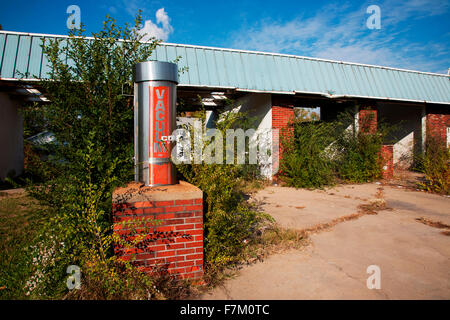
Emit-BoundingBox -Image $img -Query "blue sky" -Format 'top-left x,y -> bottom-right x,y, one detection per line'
1,0 -> 449,73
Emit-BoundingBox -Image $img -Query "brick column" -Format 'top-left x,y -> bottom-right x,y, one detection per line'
272,106 -> 295,132
358,105 -> 377,134
112,181 -> 203,280
358,104 -> 394,179
426,105 -> 450,145
272,96 -> 295,177
380,145 -> 394,179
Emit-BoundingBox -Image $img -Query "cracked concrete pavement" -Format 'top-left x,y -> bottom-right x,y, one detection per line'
200,183 -> 450,300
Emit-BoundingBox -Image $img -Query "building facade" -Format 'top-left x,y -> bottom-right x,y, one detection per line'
0,30 -> 449,179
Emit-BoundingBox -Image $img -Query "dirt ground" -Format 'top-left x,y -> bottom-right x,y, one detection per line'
201,182 -> 450,300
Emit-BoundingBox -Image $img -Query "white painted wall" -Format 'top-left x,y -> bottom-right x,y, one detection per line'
447,127 -> 450,148
393,131 -> 415,165
234,93 -> 272,131
230,94 -> 273,178
205,93 -> 273,178
0,92 -> 24,180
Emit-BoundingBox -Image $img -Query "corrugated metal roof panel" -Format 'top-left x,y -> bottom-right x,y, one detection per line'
40,38 -> 52,78
28,36 -> 43,78
0,34 -> 6,70
15,35 -> 30,78
1,33 -> 18,78
0,30 -> 449,105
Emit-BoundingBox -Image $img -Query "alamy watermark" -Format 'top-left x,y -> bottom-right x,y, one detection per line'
66,265 -> 81,290
161,120 -> 279,177
366,5 -> 381,30
66,5 -> 81,30
366,265 -> 381,289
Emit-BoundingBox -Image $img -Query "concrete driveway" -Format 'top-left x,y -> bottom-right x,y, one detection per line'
201,183 -> 450,300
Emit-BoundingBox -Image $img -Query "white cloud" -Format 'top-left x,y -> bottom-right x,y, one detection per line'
229,0 -> 449,73
138,8 -> 173,42
382,0 -> 450,25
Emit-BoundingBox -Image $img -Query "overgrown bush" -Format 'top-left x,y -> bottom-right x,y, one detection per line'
417,135 -> 450,194
176,107 -> 272,273
279,110 -> 385,188
21,13 -> 168,299
334,126 -> 384,183
279,121 -> 336,188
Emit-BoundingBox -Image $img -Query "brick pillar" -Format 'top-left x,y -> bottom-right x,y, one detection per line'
358,105 -> 377,134
358,104 -> 394,179
272,96 -> 295,177
380,145 -> 394,179
426,106 -> 450,145
112,181 -> 203,280
272,107 -> 295,132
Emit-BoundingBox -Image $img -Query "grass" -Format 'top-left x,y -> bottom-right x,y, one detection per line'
235,178 -> 272,196
244,225 -> 310,263
0,190 -> 48,299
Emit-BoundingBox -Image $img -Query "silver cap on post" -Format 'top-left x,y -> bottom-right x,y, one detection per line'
135,60 -> 179,84
134,60 -> 178,186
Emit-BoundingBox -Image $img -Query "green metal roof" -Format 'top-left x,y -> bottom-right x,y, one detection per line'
1,30 -> 449,105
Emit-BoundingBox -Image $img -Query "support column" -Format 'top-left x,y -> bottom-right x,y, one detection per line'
271,96 -> 295,177
380,145 -> 394,179
425,105 -> 450,146
358,105 -> 377,134
0,92 -> 24,180
357,103 -> 393,179
421,105 -> 427,153
112,181 -> 204,280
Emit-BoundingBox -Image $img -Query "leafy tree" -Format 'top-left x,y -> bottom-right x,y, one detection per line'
23,13 -> 162,298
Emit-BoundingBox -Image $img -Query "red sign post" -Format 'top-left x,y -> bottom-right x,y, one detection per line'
149,86 -> 171,185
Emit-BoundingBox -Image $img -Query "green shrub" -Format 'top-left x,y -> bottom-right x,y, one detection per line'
334,128 -> 383,183
20,13 -> 166,299
176,107 -> 272,272
418,136 -> 450,194
279,110 -> 385,187
279,121 -> 336,188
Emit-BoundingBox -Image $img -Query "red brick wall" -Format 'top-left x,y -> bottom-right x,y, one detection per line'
380,145 -> 394,179
272,104 -> 294,177
272,106 -> 295,132
358,105 -> 395,179
426,112 -> 450,144
113,198 -> 203,280
359,107 -> 377,134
